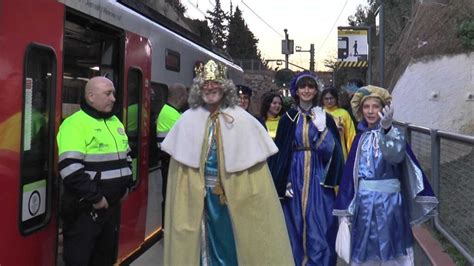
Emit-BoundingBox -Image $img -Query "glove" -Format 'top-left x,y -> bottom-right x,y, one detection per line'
378,105 -> 394,130
311,107 -> 327,132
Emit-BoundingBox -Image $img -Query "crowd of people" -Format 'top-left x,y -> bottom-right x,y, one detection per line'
56,60 -> 438,266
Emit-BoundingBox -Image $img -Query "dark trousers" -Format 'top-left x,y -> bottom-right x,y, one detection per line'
62,205 -> 120,266
161,155 -> 170,227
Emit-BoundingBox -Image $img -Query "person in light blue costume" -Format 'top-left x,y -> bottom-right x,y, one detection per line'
268,72 -> 345,266
333,85 -> 438,265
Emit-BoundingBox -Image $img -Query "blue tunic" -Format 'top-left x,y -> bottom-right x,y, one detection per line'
201,120 -> 238,266
351,125 -> 413,263
270,108 -> 345,266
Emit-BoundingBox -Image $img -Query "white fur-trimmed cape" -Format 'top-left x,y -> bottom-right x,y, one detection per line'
161,106 -> 278,173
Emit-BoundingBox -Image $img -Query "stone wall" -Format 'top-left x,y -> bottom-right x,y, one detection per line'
240,70 -> 281,117
392,52 -> 473,134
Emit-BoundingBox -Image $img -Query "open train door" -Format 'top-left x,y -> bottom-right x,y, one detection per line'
117,31 -> 152,261
0,0 -> 64,265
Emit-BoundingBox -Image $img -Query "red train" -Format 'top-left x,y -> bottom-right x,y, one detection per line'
0,0 -> 242,265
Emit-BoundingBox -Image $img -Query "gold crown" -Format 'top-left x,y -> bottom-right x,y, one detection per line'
194,60 -> 228,81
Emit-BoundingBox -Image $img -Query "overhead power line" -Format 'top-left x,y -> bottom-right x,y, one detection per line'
185,0 -> 208,17
208,0 -> 215,8
186,0 -> 283,39
240,0 -> 284,38
315,0 -> 349,56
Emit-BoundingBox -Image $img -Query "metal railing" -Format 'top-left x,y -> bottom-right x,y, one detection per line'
395,121 -> 474,264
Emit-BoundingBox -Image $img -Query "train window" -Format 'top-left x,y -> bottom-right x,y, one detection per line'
20,44 -> 56,235
151,82 -> 168,117
148,82 -> 168,169
126,68 -> 143,185
165,49 -> 180,72
62,14 -> 122,120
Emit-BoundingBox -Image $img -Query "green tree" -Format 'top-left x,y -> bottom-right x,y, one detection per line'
206,0 -> 227,50
165,0 -> 186,15
348,0 -> 377,27
187,18 -> 213,46
457,19 -> 474,49
226,7 -> 260,60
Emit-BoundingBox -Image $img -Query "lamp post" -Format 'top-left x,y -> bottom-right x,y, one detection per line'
295,44 -> 315,72
281,30 -> 294,70
284,29 -> 289,69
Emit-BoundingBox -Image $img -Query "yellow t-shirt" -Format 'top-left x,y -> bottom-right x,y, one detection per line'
324,106 -> 356,160
265,116 -> 281,139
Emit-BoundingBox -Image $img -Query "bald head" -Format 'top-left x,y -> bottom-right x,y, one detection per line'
85,77 -> 113,95
167,83 -> 188,109
84,76 -> 116,113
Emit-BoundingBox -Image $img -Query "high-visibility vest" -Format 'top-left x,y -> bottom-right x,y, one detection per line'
57,109 -> 132,183
156,104 -> 181,140
127,103 -> 138,133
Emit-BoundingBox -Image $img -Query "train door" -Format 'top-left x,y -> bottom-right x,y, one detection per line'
118,31 -> 153,261
0,1 -> 64,265
59,9 -> 124,264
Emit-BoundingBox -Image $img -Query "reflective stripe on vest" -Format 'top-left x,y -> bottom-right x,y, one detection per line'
85,167 -> 132,180
59,151 -> 129,163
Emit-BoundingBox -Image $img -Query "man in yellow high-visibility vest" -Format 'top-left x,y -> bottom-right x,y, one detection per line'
156,83 -> 187,226
57,77 -> 133,266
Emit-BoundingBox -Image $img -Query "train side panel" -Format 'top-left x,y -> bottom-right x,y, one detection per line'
0,0 -> 64,265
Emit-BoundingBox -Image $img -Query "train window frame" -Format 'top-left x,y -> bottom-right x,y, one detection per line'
165,49 -> 180,72
125,67 -> 143,188
148,82 -> 168,169
19,43 -> 57,235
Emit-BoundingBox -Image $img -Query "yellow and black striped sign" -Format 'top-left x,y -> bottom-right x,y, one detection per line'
336,61 -> 368,68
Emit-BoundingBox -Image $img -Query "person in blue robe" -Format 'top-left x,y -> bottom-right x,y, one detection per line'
268,72 -> 345,266
333,85 -> 438,265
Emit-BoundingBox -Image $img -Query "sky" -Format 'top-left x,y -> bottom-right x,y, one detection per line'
182,0 -> 369,71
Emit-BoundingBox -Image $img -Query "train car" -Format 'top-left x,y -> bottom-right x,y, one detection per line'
0,0 -> 243,265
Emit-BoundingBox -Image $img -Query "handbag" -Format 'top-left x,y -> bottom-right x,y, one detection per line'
335,216 -> 351,264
